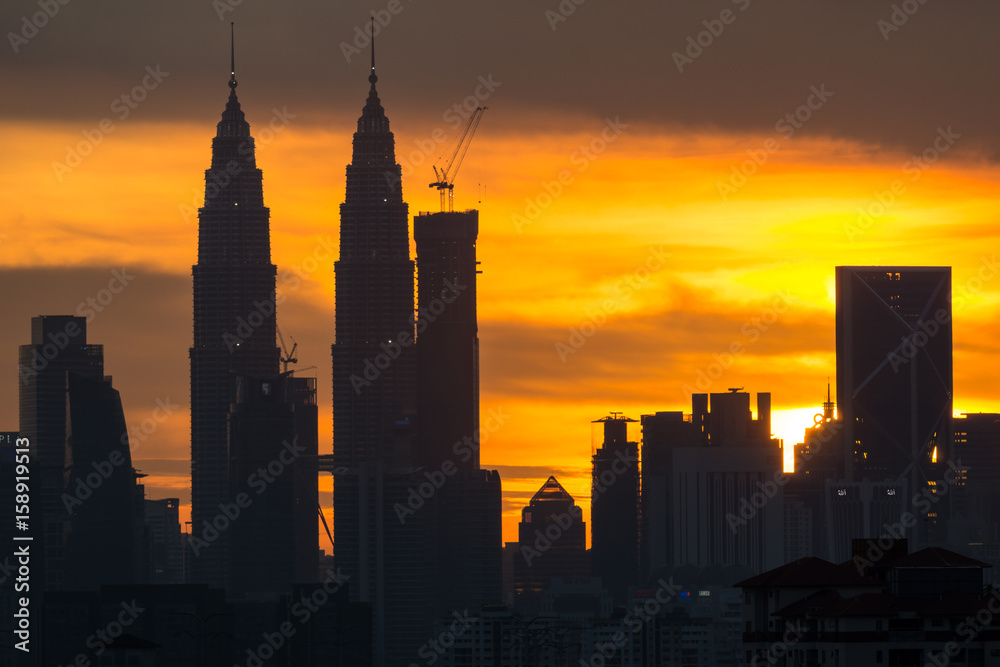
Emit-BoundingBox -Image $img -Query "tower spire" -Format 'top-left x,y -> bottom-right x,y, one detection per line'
229,22 -> 237,90
369,16 -> 377,87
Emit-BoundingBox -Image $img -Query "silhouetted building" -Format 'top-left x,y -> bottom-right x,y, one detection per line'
950,413 -> 1000,579
513,477 -> 588,614
228,373 -> 318,599
144,498 -> 184,584
414,209 -> 480,468
784,386 -> 846,561
331,53 -> 428,666
189,46 -> 281,587
738,541 -> 997,666
415,208 -> 502,619
18,315 -> 104,590
836,266 -> 952,549
590,414 -> 640,605
62,372 -> 141,590
640,411 -> 695,581
643,391 -> 783,575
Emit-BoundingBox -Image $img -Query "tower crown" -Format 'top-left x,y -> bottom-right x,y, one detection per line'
358,19 -> 389,135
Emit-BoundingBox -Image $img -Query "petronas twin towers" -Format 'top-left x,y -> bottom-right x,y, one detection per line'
190,31 -> 501,667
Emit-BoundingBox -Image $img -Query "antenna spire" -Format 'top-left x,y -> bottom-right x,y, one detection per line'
229,22 -> 237,90
368,16 -> 377,87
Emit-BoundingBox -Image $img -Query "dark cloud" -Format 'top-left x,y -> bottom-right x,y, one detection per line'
2,0 -> 999,156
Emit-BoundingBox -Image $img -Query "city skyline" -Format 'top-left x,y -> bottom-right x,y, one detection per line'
3,3 -> 1000,547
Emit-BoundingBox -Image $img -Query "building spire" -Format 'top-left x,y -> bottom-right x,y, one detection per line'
369,16 -> 377,88
357,17 -> 388,134
229,22 -> 237,90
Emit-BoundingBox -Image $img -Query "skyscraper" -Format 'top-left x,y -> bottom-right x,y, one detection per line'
590,414 -> 639,605
835,266 -> 952,549
414,209 -> 502,618
331,49 -> 426,666
62,372 -> 141,590
836,266 -> 952,484
414,210 -> 480,469
190,35 -> 280,586
644,391 -> 784,574
513,476 -> 588,614
19,315 -> 105,590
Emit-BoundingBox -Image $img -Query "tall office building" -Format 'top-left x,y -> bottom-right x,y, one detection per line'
590,415 -> 639,605
144,498 -> 184,584
836,266 -> 952,548
643,391 -> 784,575
62,372 -> 141,590
640,411 -> 695,580
513,477 -> 588,614
332,53 -> 427,666
414,209 -> 502,618
228,373 -> 318,599
414,210 -> 479,469
190,44 -> 281,586
19,315 -> 105,590
836,266 -> 952,481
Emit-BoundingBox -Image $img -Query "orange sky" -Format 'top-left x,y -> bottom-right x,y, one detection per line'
2,111 -> 1000,545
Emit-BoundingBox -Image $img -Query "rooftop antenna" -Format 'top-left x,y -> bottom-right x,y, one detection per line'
368,16 -> 377,87
229,22 -> 237,89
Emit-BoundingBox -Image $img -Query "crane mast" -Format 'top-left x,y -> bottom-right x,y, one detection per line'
429,106 -> 487,212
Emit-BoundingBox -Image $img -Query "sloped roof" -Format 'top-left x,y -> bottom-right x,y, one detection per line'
530,476 -> 574,503
736,557 -> 882,589
883,547 -> 991,569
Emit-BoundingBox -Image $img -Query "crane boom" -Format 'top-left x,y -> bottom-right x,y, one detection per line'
429,106 -> 487,211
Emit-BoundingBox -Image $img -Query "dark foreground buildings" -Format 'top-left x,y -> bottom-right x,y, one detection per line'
590,414 -> 640,605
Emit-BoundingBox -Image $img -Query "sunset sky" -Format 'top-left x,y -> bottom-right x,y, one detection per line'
2,0 -> 1000,544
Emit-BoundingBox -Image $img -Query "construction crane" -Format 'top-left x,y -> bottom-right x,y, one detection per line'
429,106 -> 487,212
277,326 -> 298,373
